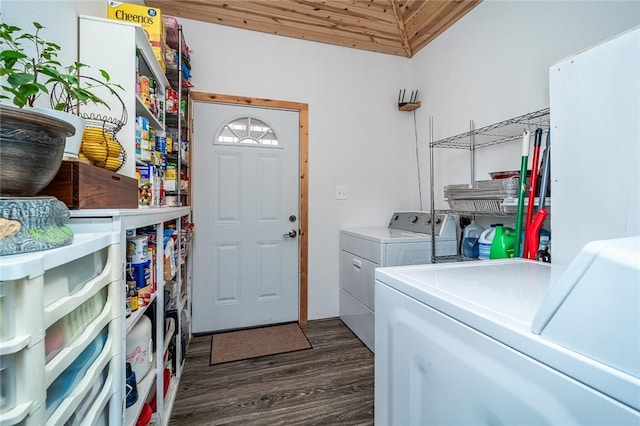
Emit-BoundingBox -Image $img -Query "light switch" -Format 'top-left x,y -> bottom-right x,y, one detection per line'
335,185 -> 348,200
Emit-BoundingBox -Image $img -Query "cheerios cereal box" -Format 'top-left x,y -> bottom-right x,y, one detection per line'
108,1 -> 165,71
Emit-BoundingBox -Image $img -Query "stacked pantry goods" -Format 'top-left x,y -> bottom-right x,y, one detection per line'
162,15 -> 192,206
107,2 -> 193,208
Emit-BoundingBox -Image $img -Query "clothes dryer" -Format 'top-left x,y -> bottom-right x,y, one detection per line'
339,211 -> 457,351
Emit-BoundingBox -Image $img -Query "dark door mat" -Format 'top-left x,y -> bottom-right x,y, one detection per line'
210,322 -> 312,365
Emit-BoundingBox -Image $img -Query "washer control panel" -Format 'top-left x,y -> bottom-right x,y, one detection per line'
388,212 -> 456,237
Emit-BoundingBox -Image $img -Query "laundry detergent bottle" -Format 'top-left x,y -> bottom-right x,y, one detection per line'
462,219 -> 484,259
490,225 -> 516,259
478,224 -> 497,260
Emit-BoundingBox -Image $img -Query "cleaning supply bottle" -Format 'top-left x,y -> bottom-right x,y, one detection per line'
520,228 -> 551,257
462,219 -> 484,259
478,224 -> 497,260
538,229 -> 551,252
490,225 -> 516,259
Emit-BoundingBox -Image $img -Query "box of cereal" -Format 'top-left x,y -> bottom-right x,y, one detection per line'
107,1 -> 165,71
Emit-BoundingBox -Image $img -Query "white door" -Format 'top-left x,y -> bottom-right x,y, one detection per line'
192,101 -> 300,333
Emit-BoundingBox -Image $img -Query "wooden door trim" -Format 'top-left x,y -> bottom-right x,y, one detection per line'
190,91 -> 309,326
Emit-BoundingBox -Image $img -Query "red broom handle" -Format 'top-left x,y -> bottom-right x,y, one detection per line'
523,128 -> 543,259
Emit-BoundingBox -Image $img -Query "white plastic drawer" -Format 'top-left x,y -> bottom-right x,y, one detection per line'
0,283 -> 15,343
340,251 -> 377,311
45,288 -> 117,387
0,340 -> 45,426
46,327 -> 114,426
0,240 -> 120,354
45,288 -> 108,363
0,233 -> 118,283
43,243 -> 120,309
76,371 -> 114,426
62,365 -> 108,426
0,354 -> 16,414
0,276 -> 44,355
3,402 -> 46,426
48,363 -> 113,426
85,401 -> 109,426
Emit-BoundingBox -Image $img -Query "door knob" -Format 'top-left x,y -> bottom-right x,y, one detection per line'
283,230 -> 297,238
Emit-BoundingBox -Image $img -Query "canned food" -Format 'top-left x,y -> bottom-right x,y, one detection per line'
127,235 -> 149,264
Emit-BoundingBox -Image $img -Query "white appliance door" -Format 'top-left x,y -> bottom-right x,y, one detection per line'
375,281 -> 639,426
192,102 -> 300,332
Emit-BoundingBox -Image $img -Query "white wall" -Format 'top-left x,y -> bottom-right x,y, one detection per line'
412,0 -> 640,226
180,20 -> 417,319
2,0 -> 107,108
3,0 -> 638,320
2,2 -> 417,320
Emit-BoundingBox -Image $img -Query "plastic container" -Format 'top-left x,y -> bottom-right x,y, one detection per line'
136,403 -> 153,426
478,224 -> 497,260
490,225 -> 516,259
539,229 -> 551,251
126,315 -> 153,381
462,220 -> 484,259
125,362 -> 138,408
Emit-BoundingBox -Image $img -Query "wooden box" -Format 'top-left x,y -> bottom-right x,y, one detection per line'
39,161 -> 138,209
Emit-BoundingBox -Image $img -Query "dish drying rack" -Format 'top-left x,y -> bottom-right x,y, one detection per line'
444,177 -> 520,214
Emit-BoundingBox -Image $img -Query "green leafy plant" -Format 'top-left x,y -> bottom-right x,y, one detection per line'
48,66 -> 123,113
0,21 -> 122,111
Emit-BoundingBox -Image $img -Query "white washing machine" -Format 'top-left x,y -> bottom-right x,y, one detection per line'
339,211 -> 457,351
374,236 -> 640,425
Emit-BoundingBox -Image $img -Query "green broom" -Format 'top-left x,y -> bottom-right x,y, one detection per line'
514,130 -> 531,257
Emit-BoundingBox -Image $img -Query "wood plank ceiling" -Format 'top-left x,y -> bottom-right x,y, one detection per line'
144,0 -> 481,57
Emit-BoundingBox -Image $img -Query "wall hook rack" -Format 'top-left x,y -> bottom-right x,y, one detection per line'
398,89 -> 421,111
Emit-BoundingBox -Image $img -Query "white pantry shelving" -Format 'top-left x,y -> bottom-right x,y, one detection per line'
79,15 -> 169,179
68,207 -> 192,425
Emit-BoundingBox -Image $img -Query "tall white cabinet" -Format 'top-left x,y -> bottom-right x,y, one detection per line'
550,26 -> 640,266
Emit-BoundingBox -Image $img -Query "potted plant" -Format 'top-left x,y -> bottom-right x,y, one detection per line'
0,21 -> 123,158
0,21 -> 128,255
0,22 -> 74,197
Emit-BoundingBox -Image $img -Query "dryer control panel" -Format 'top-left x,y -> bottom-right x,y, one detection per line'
388,212 -> 456,237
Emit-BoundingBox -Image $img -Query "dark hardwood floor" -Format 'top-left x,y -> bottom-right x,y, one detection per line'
169,318 -> 374,425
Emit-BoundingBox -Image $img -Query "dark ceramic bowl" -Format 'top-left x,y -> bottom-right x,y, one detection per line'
0,104 -> 75,196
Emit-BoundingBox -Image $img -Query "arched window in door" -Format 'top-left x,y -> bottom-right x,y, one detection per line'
215,117 -> 280,148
